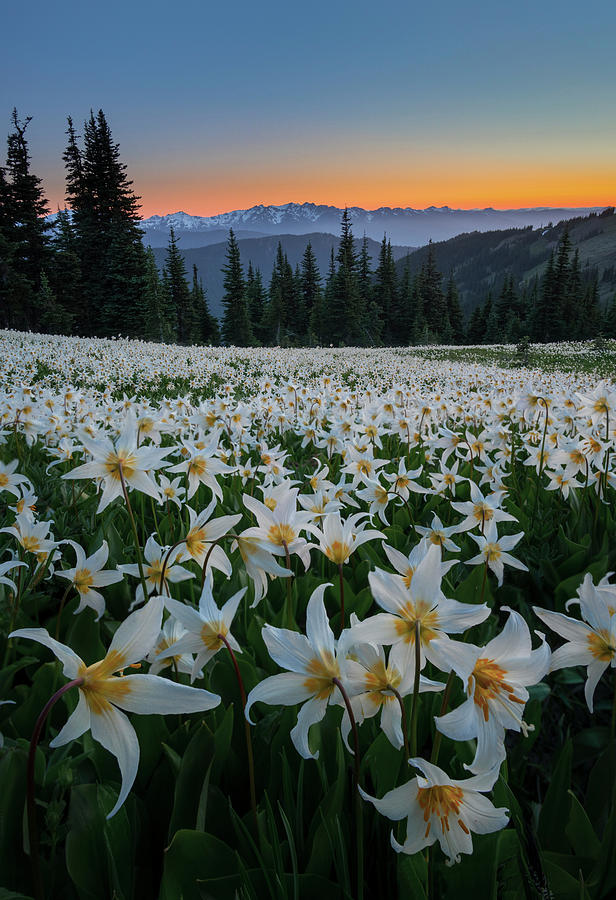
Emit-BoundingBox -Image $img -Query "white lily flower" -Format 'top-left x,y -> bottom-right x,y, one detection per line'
161,577 -> 247,681
466,520 -> 529,587
434,608 -> 550,772
57,540 -> 123,620
63,413 -> 173,512
10,597 -> 220,818
360,758 -> 508,865
534,573 -> 616,712
118,534 -> 194,609
351,544 -> 490,672
245,584 -> 365,759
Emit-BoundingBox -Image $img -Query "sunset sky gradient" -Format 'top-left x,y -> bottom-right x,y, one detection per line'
2,0 -> 615,216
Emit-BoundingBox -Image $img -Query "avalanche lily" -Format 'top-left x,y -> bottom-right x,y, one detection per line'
10,596 -> 220,817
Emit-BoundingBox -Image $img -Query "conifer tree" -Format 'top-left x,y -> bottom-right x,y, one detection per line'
396,260 -> 413,346
445,273 -> 465,344
48,208 -> 82,332
332,208 -> 363,345
220,228 -> 252,346
312,249 -> 336,345
533,252 -> 555,341
192,263 -> 220,345
246,262 -> 266,344
63,110 -> 147,336
300,242 -> 322,343
164,227 -> 193,342
3,110 -> 51,330
466,304 -> 484,344
418,241 -> 447,340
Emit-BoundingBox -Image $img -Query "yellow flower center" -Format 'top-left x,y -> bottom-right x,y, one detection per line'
0,473 -> 8,487
189,457 -> 207,477
78,650 -> 131,714
325,540 -> 351,565
364,659 -> 401,707
485,544 -> 501,562
470,658 -> 522,722
104,450 -> 137,481
74,568 -> 94,593
22,535 -> 42,553
418,784 -> 466,837
267,523 -> 297,547
264,497 -> 277,511
587,630 -> 615,662
185,527 -> 207,558
200,621 -> 227,651
473,503 -> 494,522
303,651 -> 340,700
395,601 -> 440,645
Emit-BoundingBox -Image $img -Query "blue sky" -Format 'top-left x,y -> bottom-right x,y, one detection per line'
2,0 -> 615,214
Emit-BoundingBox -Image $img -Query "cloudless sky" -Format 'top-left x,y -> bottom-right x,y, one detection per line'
2,0 -> 615,215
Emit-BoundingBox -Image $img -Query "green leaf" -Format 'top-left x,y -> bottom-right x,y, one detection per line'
159,830 -> 240,900
538,738 -> 572,852
565,791 -> 600,860
65,784 -> 133,900
0,746 -> 30,895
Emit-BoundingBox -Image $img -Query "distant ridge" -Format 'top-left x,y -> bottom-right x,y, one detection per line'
140,202 -> 607,246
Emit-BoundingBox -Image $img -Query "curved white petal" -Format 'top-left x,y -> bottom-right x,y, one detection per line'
359,777 -> 417,822
245,673 -> 315,723
9,628 -> 83,678
106,595 -> 163,667
90,702 -> 140,819
290,695 -> 328,759
108,673 -> 220,714
305,583 -> 335,656
435,695 -> 478,742
49,690 -> 91,747
262,626 -> 315,673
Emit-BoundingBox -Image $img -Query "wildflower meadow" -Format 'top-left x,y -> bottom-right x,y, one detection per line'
1,329 -> 615,900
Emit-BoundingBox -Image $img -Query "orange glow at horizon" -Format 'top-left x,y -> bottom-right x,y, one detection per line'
133,165 -> 615,218
43,162 -> 615,219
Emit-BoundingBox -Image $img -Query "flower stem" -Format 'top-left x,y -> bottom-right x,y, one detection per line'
479,561 -> 488,607
430,671 -> 456,765
333,676 -> 363,900
117,464 -> 149,603
281,540 -> 294,629
409,620 -> 421,758
392,687 -> 410,759
218,633 -> 257,832
338,563 -> 345,631
54,584 -> 73,640
159,539 -> 186,594
27,677 -> 84,900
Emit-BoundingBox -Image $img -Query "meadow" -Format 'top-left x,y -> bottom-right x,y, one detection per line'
1,329 -> 615,900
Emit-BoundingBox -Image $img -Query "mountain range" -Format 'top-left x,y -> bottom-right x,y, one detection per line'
141,202 -> 606,247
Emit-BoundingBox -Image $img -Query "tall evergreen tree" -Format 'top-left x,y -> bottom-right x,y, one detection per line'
64,110 -> 147,336
246,262 -> 266,344
418,241 -> 447,340
2,110 -> 51,330
191,263 -> 219,345
445,273 -> 465,344
331,208 -> 364,345
300,242 -> 322,341
164,227 -> 193,342
220,229 -> 252,346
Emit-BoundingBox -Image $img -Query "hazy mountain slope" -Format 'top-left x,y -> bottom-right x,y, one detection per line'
394,208 -> 616,313
151,232 -> 415,318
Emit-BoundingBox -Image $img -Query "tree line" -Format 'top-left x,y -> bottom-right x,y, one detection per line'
1,108 -> 614,346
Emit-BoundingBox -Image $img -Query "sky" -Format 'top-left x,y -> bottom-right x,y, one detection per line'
2,0 -> 615,217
